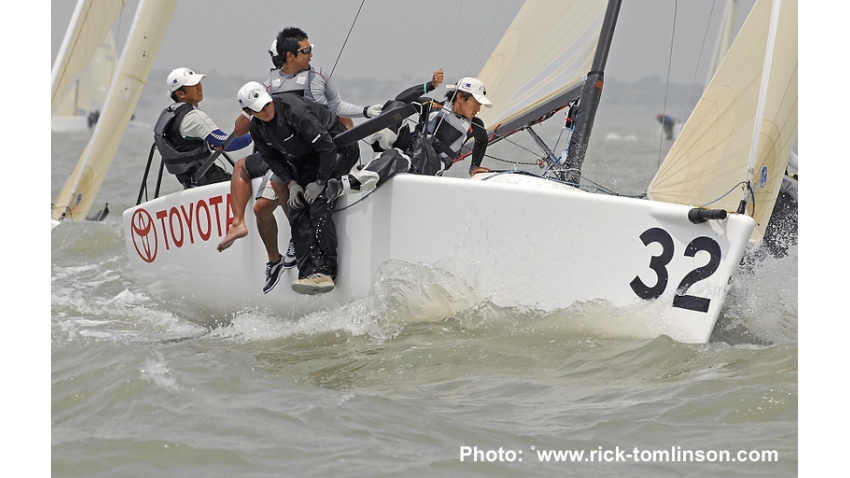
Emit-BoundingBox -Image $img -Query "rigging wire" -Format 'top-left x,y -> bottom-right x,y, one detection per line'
431,0 -> 507,166
657,0 -> 679,169
328,0 -> 366,80
441,0 -> 465,69
682,0 -> 719,125
461,0 -> 505,77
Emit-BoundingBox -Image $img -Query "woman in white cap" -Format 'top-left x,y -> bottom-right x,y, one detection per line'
329,75 -> 492,198
153,67 -> 253,188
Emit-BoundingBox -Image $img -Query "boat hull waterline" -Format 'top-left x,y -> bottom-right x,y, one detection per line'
123,173 -> 754,344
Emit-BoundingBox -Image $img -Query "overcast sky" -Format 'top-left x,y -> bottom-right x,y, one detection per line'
51,0 -> 761,91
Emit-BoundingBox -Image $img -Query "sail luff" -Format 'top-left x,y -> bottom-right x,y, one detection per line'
52,0 -> 178,222
742,0 -> 782,204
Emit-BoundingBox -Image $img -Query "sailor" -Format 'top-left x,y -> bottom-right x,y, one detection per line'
330,75 -> 489,198
236,81 -> 359,294
217,27 -> 383,293
656,113 -> 675,140
153,67 -> 252,188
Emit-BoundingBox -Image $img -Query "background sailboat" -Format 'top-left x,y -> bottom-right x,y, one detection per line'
52,30 -> 117,132
52,0 -> 178,225
648,0 -> 797,244
51,0 -> 127,132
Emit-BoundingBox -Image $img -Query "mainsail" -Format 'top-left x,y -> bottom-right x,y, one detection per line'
51,0 -> 127,114
52,0 -> 178,222
647,0 -> 797,242
475,0 -> 608,138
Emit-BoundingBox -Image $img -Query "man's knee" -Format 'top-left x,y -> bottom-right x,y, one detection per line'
253,197 -> 278,216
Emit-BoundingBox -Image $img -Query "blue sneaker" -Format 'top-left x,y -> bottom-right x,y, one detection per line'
283,240 -> 297,269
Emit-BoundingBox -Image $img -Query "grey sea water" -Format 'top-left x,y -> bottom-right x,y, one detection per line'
51,83 -> 798,477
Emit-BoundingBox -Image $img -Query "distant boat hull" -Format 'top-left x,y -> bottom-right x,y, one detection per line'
51,116 -> 91,133
122,173 -> 754,343
51,115 -> 151,133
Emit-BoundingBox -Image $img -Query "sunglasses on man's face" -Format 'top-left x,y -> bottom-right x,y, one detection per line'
297,45 -> 313,55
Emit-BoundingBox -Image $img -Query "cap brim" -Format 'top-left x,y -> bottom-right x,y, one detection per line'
182,73 -> 206,87
245,92 -> 273,112
473,93 -> 493,107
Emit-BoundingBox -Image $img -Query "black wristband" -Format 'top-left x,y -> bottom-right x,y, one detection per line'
363,106 -> 369,118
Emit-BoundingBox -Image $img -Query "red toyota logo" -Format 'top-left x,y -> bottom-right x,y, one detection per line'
130,208 -> 158,263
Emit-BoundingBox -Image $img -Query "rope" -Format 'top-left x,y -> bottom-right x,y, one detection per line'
328,0 -> 366,79
333,183 -> 380,213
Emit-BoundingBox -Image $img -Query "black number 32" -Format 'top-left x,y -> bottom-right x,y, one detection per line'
629,228 -> 722,313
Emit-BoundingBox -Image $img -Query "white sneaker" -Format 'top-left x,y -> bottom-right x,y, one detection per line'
291,273 -> 335,295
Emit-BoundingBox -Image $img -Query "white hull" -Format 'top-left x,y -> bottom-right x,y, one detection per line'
51,116 -> 91,133
51,116 -> 151,133
123,173 -> 754,343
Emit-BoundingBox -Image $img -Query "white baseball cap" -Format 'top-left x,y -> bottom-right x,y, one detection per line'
446,77 -> 492,107
167,67 -> 206,92
237,81 -> 273,112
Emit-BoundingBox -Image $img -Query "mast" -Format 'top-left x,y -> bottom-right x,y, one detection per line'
563,0 -> 622,186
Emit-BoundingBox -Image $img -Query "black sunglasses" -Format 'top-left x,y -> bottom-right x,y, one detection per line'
296,45 -> 313,55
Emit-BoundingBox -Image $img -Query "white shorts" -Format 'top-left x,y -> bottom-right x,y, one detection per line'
256,170 -> 278,201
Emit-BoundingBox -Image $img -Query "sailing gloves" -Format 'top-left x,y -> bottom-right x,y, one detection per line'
304,180 -> 326,204
288,183 -> 306,210
364,104 -> 383,118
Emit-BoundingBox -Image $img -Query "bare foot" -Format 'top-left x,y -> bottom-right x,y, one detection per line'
217,223 -> 249,252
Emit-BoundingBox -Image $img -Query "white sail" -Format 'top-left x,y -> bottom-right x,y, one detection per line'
53,30 -> 117,126
52,0 -> 178,222
475,0 -> 608,135
51,0 -> 127,114
647,0 -> 797,242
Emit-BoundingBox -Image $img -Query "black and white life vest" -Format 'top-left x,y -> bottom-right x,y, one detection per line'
266,68 -> 315,99
426,102 -> 472,157
408,102 -> 472,175
153,103 -> 210,175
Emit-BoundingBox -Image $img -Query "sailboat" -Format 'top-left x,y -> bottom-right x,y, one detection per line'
51,0 -> 127,132
119,0 -> 793,344
51,30 -> 117,132
52,0 -> 178,227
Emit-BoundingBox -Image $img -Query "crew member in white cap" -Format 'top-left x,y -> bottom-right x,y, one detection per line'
153,67 -> 252,188
326,75 -> 491,200
218,27 -> 388,272
236,81 -> 359,295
